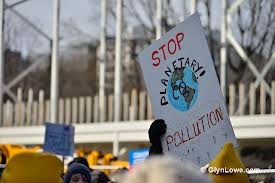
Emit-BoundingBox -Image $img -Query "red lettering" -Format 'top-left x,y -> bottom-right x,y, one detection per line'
174,131 -> 182,147
181,129 -> 188,144
193,122 -> 201,137
162,107 -> 225,151
215,107 -> 223,122
152,50 -> 160,67
176,32 -> 184,50
207,113 -> 211,128
199,115 -> 206,132
150,32 -> 185,68
168,39 -> 177,54
166,135 -> 173,151
159,44 -> 166,60
186,126 -> 194,140
210,112 -> 217,125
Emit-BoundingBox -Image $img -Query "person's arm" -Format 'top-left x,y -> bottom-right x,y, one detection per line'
148,119 -> 167,156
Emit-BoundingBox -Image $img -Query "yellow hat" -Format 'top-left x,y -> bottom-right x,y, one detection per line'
208,142 -> 250,183
0,152 -> 63,183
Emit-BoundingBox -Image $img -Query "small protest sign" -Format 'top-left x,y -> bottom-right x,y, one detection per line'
44,122 -> 75,156
138,13 -> 237,166
128,149 -> 149,169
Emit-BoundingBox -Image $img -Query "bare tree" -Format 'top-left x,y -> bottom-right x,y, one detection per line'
4,11 -> 42,56
227,0 -> 275,83
85,0 -> 274,94
3,10 -> 48,101
108,0 -> 188,92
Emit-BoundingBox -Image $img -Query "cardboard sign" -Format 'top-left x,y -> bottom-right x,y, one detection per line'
128,149 -> 149,167
44,123 -> 75,156
138,13 -> 237,166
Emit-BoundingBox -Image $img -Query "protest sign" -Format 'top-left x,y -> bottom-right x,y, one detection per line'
128,149 -> 149,170
138,13 -> 237,166
44,122 -> 75,156
128,149 -> 149,166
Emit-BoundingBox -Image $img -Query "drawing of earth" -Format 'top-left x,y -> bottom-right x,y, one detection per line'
167,67 -> 198,112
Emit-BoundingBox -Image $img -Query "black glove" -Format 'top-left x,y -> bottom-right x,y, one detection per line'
148,119 -> 167,156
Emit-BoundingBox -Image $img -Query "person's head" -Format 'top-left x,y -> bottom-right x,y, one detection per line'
110,168 -> 129,183
0,151 -> 7,164
68,157 -> 89,168
0,151 -> 6,177
0,152 -> 63,183
64,163 -> 92,183
122,156 -> 211,183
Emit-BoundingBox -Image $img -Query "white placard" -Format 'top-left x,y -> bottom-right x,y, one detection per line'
138,13 -> 237,166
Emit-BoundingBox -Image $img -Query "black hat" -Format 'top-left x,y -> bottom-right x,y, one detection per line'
64,163 -> 92,183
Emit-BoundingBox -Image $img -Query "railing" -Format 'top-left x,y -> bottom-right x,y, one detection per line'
1,81 -> 275,127
229,81 -> 275,115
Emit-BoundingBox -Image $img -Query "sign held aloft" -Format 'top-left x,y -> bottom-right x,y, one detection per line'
138,13 -> 237,166
44,122 -> 75,156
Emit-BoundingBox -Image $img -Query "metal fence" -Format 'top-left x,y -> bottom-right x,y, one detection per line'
1,81 -> 275,127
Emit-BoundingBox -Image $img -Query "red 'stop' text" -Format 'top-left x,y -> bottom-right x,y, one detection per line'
152,32 -> 185,67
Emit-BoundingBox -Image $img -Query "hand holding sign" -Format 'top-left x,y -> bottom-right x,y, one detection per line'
138,13 -> 237,166
148,119 -> 166,155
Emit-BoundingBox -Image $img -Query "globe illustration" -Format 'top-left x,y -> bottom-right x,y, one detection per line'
167,67 -> 198,112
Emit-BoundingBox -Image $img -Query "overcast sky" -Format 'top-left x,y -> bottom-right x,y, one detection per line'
5,0 -> 221,56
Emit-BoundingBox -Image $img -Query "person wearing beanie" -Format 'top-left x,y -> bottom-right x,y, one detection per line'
64,163 -> 92,183
68,157 -> 110,183
68,157 -> 89,168
122,156 -> 211,183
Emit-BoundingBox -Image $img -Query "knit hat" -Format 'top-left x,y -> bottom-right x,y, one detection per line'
64,163 -> 92,183
0,152 -> 63,183
208,142 -> 250,183
68,157 -> 90,168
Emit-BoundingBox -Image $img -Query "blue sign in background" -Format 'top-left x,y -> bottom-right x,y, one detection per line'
43,122 -> 75,156
128,149 -> 149,166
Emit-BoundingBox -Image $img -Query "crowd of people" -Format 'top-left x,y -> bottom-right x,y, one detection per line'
0,119 -> 273,183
